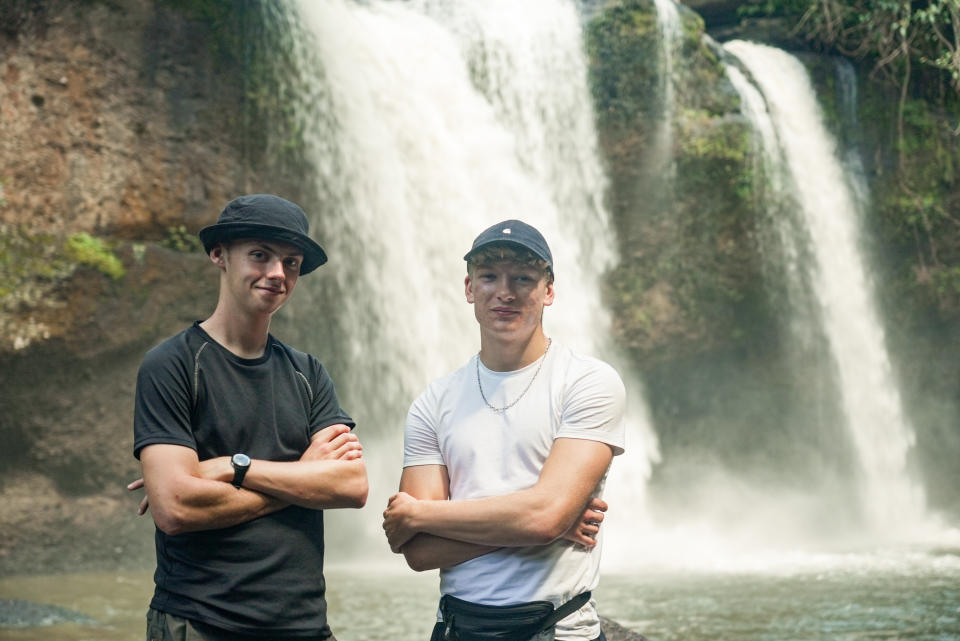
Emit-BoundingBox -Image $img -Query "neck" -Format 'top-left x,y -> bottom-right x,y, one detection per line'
200,303 -> 272,359
478,327 -> 550,372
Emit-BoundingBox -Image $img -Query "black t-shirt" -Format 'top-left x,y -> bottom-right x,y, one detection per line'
134,322 -> 354,637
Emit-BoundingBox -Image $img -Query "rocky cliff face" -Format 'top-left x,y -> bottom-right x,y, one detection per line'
0,0 -> 299,573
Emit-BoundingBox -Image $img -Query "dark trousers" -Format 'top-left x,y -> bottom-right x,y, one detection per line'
147,608 -> 337,641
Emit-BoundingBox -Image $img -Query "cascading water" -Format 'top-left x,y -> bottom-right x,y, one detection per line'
281,0 -> 659,561
723,41 -> 925,533
651,0 -> 681,184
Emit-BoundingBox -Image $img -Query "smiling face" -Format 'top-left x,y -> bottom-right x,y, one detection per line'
465,246 -> 555,339
214,238 -> 304,318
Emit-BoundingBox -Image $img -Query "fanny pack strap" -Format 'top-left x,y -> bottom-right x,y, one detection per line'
439,591 -> 592,641
538,591 -> 591,632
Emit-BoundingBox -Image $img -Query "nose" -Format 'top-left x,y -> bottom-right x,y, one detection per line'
495,276 -> 515,301
265,257 -> 285,280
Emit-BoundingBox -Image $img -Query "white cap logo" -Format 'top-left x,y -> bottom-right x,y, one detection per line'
502,228 -> 512,234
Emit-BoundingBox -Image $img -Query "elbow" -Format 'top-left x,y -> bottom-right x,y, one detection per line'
403,547 -> 438,572
333,461 -> 368,509
152,506 -> 191,536
527,507 -> 569,544
347,475 -> 369,508
406,557 -> 435,573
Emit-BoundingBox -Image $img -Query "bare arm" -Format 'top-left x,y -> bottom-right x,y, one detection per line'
136,424 -> 367,534
241,424 -> 368,510
385,465 -> 498,572
383,438 -> 613,550
140,443 -> 287,535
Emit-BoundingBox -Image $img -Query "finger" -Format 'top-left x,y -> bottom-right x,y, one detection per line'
584,510 -> 604,524
127,478 -> 144,491
137,496 -> 150,515
588,497 -> 608,512
334,441 -> 364,460
316,424 -> 351,443
328,433 -> 357,448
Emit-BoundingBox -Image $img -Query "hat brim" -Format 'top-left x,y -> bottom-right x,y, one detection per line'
198,222 -> 328,275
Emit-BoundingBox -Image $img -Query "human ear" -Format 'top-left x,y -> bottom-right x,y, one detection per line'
542,281 -> 555,307
210,245 -> 227,269
464,274 -> 475,304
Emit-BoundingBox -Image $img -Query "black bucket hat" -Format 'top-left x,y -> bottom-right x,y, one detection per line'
198,194 -> 327,275
464,219 -> 553,274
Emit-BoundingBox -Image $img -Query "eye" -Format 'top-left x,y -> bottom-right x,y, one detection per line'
250,250 -> 267,260
284,258 -> 302,270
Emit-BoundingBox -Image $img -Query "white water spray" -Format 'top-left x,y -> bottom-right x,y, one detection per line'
724,41 -> 925,532
285,0 -> 658,561
651,0 -> 681,184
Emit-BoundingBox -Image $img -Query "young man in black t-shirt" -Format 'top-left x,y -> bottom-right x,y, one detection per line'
129,194 -> 367,640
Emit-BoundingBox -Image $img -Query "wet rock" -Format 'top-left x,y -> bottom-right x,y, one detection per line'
0,598 -> 95,627
601,616 -> 651,641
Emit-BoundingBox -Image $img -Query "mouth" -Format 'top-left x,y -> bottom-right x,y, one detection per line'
491,307 -> 519,317
257,286 -> 285,296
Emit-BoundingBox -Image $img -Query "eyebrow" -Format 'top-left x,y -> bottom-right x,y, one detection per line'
251,242 -> 304,259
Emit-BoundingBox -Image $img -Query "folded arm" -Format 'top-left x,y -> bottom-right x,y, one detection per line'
383,437 -> 613,554
138,424 -> 367,535
242,424 -> 368,510
387,464 -> 498,572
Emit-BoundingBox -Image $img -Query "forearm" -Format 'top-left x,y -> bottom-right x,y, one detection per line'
148,475 -> 287,535
408,488 -> 580,547
400,533 -> 498,572
243,458 -> 368,509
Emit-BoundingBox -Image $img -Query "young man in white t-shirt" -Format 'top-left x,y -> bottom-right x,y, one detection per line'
383,220 -> 625,641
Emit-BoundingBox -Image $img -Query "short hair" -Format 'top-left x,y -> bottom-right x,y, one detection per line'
466,243 -> 554,284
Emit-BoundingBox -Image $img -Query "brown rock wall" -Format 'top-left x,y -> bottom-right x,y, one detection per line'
0,1 -> 243,239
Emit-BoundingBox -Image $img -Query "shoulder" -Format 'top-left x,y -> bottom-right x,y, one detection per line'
138,326 -> 200,374
413,356 -> 475,408
552,343 -> 625,396
269,336 -> 331,379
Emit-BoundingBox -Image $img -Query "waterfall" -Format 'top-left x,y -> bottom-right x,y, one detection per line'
281,0 -> 658,560
723,41 -> 925,533
651,0 -> 681,185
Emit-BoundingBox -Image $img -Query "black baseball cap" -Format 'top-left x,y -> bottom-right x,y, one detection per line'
463,219 -> 553,272
198,194 -> 328,275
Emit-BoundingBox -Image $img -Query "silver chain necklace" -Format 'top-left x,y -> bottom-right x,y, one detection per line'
476,338 -> 552,413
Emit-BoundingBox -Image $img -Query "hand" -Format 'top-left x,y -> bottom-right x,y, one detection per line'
562,497 -> 607,547
127,478 -> 149,516
302,424 -> 364,462
382,491 -> 419,553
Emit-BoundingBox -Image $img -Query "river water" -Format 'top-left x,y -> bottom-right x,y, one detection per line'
2,550 -> 959,641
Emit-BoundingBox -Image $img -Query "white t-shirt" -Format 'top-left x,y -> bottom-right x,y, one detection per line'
403,342 -> 626,641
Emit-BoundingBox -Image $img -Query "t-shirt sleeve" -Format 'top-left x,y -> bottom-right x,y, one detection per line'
556,359 -> 626,456
308,360 -> 356,435
403,387 -> 445,468
133,341 -> 196,459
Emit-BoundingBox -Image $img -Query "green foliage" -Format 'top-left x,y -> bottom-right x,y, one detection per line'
586,0 -> 660,129
161,225 -> 202,253
64,233 -> 125,280
743,0 -> 960,106
0,226 -> 71,308
153,0 -> 310,171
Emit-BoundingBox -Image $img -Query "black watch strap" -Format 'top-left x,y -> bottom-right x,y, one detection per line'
231,453 -> 251,488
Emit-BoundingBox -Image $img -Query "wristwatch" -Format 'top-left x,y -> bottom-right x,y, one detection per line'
231,453 -> 251,488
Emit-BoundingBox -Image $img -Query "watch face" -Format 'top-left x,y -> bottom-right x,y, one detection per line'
232,453 -> 251,467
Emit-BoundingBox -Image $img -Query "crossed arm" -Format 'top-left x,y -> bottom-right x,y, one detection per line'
382,437 -> 613,571
131,424 -> 368,535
